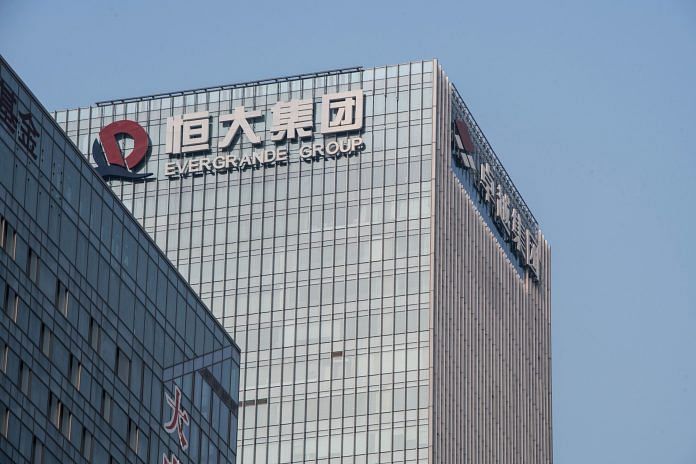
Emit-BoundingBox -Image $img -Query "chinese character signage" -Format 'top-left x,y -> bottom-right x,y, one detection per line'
270,98 -> 314,141
162,454 -> 181,464
165,111 -> 211,154
162,384 -> 189,464
454,118 -> 541,281
94,89 -> 366,181
321,90 -> 364,133
158,89 -> 366,179
0,79 -> 40,159
218,106 -> 263,147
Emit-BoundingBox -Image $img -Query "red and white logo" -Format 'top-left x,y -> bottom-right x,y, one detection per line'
92,120 -> 152,180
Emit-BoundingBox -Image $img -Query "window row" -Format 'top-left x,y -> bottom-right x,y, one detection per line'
238,422 -> 430,463
233,311 -> 429,353
240,348 -> 429,390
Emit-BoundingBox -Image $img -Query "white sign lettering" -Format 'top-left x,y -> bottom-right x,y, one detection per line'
271,98 -> 314,141
164,90 -> 364,157
476,161 -> 541,280
165,111 -> 210,154
164,137 -> 363,179
218,106 -> 263,147
159,90 -> 366,179
321,89 -> 364,133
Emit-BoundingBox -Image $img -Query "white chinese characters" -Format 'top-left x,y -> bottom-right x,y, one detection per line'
164,90 -> 364,156
321,89 -> 364,133
477,161 -> 541,280
271,99 -> 314,141
218,106 -> 262,147
165,111 -> 210,154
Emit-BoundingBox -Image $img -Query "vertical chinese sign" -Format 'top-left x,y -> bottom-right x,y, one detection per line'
0,79 -> 40,159
162,384 -> 189,464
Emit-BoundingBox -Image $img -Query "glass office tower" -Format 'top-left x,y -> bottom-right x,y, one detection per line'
56,60 -> 551,464
0,55 -> 241,464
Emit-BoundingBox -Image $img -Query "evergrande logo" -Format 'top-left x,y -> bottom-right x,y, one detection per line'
92,119 -> 153,180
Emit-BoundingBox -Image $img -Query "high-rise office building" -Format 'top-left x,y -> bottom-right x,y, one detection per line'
0,55 -> 241,464
56,60 -> 551,463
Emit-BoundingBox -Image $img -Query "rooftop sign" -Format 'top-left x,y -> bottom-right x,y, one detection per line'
92,90 -> 366,181
454,118 -> 542,281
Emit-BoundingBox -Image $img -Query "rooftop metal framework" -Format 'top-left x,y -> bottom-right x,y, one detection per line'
450,84 -> 540,233
96,66 -> 364,106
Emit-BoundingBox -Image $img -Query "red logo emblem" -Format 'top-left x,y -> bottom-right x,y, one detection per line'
454,119 -> 476,169
92,120 -> 152,180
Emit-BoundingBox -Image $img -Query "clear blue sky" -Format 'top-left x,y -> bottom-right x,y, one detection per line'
2,0 -> 695,462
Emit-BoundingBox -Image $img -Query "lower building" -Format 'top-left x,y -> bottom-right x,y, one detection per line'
0,55 -> 241,464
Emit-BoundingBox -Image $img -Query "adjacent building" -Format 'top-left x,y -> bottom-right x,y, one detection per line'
55,60 -> 551,463
0,55 -> 241,464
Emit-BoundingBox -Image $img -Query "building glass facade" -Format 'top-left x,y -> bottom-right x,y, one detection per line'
0,55 -> 241,464
56,60 -> 552,463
